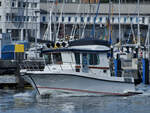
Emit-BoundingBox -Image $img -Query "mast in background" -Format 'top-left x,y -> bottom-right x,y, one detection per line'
119,0 -> 121,43
137,0 -> 140,46
108,0 -> 112,44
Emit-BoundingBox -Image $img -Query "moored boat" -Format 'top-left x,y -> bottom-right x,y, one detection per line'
20,38 -> 141,96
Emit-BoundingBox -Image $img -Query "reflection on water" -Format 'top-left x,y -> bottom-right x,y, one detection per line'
1,89 -> 150,113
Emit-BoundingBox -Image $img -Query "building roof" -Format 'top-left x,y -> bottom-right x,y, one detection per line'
40,3 -> 150,15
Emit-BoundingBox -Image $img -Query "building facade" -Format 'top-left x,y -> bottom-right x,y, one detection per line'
0,0 -> 150,44
0,0 -> 40,41
40,0 -> 150,44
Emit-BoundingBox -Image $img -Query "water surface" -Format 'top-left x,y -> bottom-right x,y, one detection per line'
0,87 -> 150,113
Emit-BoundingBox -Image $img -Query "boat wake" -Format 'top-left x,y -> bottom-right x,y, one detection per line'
135,84 -> 150,96
13,90 -> 36,101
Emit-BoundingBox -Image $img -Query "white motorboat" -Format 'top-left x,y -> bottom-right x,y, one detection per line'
20,38 -> 141,96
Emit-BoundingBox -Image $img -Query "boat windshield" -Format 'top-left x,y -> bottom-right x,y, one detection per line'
53,53 -> 62,64
43,52 -> 62,64
89,53 -> 99,65
44,53 -> 52,64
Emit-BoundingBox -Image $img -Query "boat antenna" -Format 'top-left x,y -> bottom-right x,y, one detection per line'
90,0 -> 101,38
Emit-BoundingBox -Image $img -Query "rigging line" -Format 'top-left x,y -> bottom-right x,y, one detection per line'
90,0 -> 101,38
126,1 -> 139,44
70,0 -> 81,38
145,24 -> 150,46
43,1 -> 55,41
108,2 -> 113,44
81,2 -> 90,39
56,0 -> 65,41
137,0 -> 140,46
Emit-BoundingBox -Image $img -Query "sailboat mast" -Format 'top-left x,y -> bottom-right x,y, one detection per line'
148,23 -> 150,59
91,0 -> 101,38
137,0 -> 140,46
108,0 -> 111,42
119,0 -> 121,43
50,10 -> 52,41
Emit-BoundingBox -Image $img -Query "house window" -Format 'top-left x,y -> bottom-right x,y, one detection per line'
62,16 -> 64,22
75,17 -> 77,22
112,17 -> 114,23
68,17 -> 71,22
42,16 -> 46,22
124,17 -> 127,23
18,2 -> 21,7
56,17 -> 58,21
99,17 -> 102,22
0,2 -> 1,6
34,3 -> 37,8
87,17 -> 90,22
23,2 -> 26,7
12,2 -> 15,7
130,17 -> 133,22
81,17 -> 84,22
142,17 -> 145,24
136,17 -> 138,23
15,16 -> 18,21
31,3 -> 37,8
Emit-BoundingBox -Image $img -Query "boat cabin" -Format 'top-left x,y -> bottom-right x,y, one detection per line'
42,39 -> 111,76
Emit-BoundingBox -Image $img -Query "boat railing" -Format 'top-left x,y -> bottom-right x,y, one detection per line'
47,62 -> 76,72
19,60 -> 45,71
46,62 -> 95,74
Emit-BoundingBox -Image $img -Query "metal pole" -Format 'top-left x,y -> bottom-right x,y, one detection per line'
137,0 -> 140,46
148,20 -> 150,59
35,12 -> 37,58
119,0 -> 121,43
50,11 -> 52,41
109,0 -> 111,42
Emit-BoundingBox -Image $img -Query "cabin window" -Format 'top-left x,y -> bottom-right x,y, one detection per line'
44,53 -> 52,65
75,53 -> 80,64
89,53 -> 99,65
82,53 -> 88,65
53,53 -> 62,64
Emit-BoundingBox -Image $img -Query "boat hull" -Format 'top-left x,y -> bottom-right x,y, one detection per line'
22,73 -> 137,96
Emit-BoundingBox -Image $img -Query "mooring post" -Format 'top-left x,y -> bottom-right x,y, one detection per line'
142,58 -> 149,84
114,54 -> 121,77
15,44 -> 25,90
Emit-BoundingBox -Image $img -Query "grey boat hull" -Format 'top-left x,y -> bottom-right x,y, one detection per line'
22,73 -> 139,96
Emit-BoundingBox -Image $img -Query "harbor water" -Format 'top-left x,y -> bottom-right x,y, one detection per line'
1,84 -> 150,113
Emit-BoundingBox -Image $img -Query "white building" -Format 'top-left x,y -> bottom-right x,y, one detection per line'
0,0 -> 40,41
40,0 -> 150,44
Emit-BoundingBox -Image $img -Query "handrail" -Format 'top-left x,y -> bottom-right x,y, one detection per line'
19,60 -> 45,71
